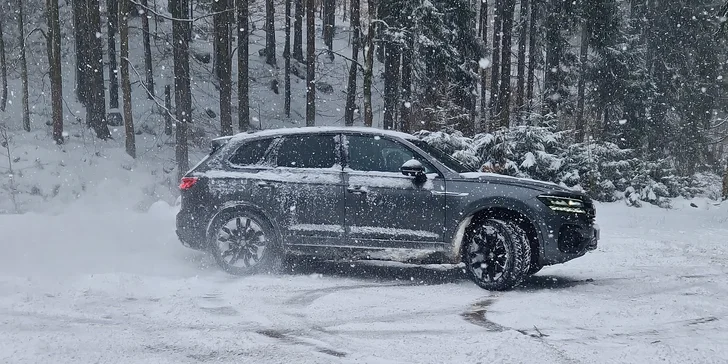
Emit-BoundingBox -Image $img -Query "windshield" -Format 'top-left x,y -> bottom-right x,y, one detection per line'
410,140 -> 476,173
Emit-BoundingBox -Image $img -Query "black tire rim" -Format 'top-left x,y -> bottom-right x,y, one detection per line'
216,217 -> 268,268
467,225 -> 509,283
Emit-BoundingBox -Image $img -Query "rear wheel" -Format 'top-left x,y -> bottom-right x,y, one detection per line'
208,210 -> 282,275
463,219 -> 531,291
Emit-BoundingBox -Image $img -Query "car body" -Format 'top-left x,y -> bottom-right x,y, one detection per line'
176,126 -> 599,290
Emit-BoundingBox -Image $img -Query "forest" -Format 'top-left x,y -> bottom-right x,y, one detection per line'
0,0 -> 727,211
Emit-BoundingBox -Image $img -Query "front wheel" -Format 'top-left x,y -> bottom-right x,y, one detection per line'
207,210 -> 282,275
463,219 -> 531,291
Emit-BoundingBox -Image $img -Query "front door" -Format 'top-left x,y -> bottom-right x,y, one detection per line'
266,133 -> 346,247
343,134 -> 446,249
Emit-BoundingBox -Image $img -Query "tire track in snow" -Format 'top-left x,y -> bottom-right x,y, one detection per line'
462,297 -> 582,364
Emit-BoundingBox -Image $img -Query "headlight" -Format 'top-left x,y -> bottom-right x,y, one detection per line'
538,195 -> 587,214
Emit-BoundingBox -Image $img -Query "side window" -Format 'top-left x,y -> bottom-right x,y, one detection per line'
275,134 -> 339,169
229,138 -> 273,166
347,135 -> 436,173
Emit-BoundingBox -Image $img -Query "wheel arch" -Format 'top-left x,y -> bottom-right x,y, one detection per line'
450,197 -> 545,265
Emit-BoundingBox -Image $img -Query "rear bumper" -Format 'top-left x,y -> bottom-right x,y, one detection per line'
176,209 -> 208,251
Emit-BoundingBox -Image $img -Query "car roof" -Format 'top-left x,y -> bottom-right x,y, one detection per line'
226,126 -> 418,143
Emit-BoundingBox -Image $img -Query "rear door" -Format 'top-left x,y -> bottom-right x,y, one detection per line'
266,133 -> 346,247
342,133 -> 446,249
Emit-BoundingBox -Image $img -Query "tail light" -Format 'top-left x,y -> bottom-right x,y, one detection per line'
179,177 -> 199,190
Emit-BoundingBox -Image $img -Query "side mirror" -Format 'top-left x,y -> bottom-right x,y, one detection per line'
400,159 -> 426,180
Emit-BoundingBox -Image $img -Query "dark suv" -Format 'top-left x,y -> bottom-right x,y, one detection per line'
176,127 -> 599,291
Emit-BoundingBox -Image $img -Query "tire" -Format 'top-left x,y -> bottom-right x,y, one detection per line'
463,218 -> 531,291
207,209 -> 283,276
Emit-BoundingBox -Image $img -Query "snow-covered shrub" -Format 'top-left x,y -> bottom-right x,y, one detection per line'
415,126 -> 722,208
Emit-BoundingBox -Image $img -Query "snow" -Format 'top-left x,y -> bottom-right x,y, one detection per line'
348,173 -> 437,190
1,200 -> 727,362
198,168 -> 343,185
228,126 -> 419,144
349,226 -> 441,239
459,172 -> 565,189
289,224 -> 345,233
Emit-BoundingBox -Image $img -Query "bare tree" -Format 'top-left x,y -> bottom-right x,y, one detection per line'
526,0 -> 539,113
172,0 -> 190,179
107,0 -> 120,115
400,42 -> 412,133
87,0 -> 111,139
344,0 -> 360,126
322,0 -> 334,59
305,0 -> 315,125
72,0 -> 89,106
284,0 -> 292,117
238,0 -> 250,130
214,0 -> 233,135
515,0 -> 530,121
0,9 -> 7,112
17,0 -> 30,131
383,44 -> 401,130
575,20 -> 589,142
141,0 -> 155,98
479,0 -> 488,127
47,0 -> 64,144
293,0 -> 304,62
362,0 -> 377,127
120,0 -> 136,157
496,0 -> 515,128
489,0 -> 503,120
265,0 -> 277,66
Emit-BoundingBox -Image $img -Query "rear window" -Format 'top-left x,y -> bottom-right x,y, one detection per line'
229,138 -> 273,166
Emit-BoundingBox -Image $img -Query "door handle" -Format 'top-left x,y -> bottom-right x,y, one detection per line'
347,186 -> 367,195
256,181 -> 274,189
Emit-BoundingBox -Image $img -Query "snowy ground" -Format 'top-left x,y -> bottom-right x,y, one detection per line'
1,198 -> 727,363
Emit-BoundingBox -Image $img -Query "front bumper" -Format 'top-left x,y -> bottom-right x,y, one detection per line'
540,214 -> 599,266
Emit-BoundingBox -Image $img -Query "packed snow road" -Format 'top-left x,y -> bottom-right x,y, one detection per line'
1,201 -> 727,363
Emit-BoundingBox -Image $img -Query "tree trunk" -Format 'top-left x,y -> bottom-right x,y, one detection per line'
17,0 -> 30,131
87,0 -> 111,139
479,0 -> 487,129
362,0 -> 377,127
496,0 -> 515,129
515,0 -> 529,122
120,0 -> 136,158
164,85 -> 173,135
284,0 -> 292,117
0,12 -> 6,113
293,0 -> 304,62
73,0 -> 89,106
400,45 -> 412,133
47,0 -> 64,144
214,0 -> 233,135
141,0 -> 155,98
172,0 -> 191,179
526,0 -> 538,115
107,0 -> 119,110
383,45 -> 401,130
575,20 -> 589,142
305,0 -> 316,125
323,0 -> 335,59
238,0 -> 250,130
543,0 -> 561,116
344,0 -> 360,126
489,0 -> 503,120
266,0 -> 277,66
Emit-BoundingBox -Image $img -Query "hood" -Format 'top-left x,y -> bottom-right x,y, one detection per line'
458,172 -> 571,193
